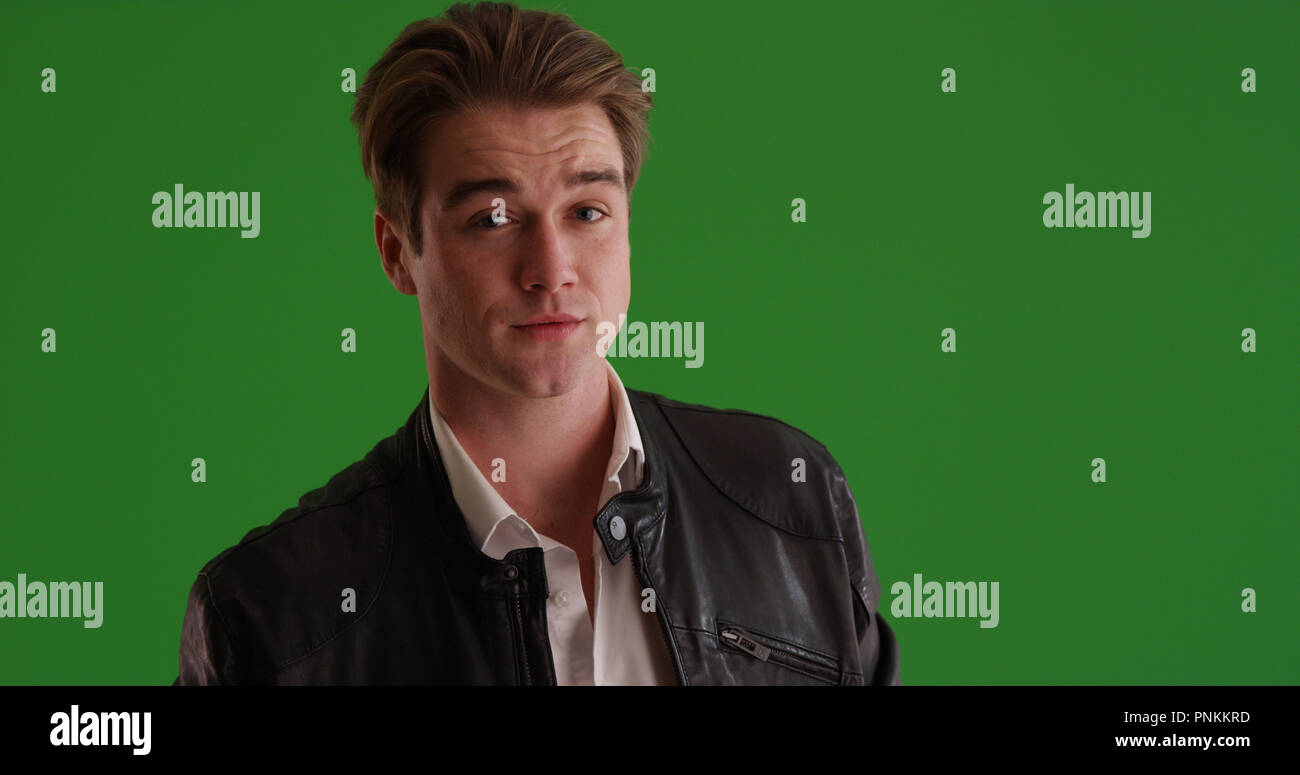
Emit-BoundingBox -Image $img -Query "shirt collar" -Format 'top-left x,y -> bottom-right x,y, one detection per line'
427,359 -> 644,556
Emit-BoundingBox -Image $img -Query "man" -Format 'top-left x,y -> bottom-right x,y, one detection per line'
175,1 -> 901,685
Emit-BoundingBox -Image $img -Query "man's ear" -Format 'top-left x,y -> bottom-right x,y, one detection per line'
375,208 -> 417,296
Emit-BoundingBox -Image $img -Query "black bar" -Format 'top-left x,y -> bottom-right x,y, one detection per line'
0,686 -> 1287,762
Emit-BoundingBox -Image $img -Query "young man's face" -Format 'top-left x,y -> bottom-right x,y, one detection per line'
377,102 -> 631,400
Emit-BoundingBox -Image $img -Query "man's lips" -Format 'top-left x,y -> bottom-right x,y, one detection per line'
509,314 -> 585,341
512,313 -> 583,327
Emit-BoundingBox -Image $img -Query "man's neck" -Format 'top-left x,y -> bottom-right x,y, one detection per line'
429,356 -> 616,541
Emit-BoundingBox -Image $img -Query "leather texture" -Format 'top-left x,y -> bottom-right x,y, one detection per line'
175,387 -> 902,685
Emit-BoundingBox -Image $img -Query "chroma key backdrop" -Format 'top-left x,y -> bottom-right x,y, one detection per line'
1,0 -> 1297,685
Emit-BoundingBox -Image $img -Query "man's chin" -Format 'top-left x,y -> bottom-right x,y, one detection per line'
495,351 -> 598,399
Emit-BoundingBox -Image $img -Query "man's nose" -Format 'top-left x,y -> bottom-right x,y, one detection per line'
516,216 -> 579,293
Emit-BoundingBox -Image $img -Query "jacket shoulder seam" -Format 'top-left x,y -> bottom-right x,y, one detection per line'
203,459 -> 390,577
274,458 -> 396,677
268,462 -> 397,678
638,391 -> 846,542
640,392 -> 834,455
202,458 -> 396,681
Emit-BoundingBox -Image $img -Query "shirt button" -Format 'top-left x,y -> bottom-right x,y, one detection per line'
609,515 -> 627,541
554,590 -> 571,607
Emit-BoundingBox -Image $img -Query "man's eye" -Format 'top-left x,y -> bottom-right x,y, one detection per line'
473,208 -> 604,229
474,212 -> 509,229
576,206 -> 604,223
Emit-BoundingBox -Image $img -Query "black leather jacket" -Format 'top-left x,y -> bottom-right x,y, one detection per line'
176,387 -> 902,685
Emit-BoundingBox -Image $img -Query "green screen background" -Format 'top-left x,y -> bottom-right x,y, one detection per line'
1,0 -> 1296,685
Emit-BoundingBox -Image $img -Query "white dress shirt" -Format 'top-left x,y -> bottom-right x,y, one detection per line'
427,359 -> 677,685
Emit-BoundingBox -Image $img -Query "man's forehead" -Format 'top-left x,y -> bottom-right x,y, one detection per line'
423,106 -> 624,210
428,104 -> 618,166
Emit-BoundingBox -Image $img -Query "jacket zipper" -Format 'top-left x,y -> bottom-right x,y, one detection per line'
628,538 -> 686,685
513,597 -> 533,686
719,627 -> 772,661
719,625 -> 840,683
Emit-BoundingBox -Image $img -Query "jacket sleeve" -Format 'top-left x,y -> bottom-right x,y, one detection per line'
176,573 -> 245,685
830,461 -> 903,686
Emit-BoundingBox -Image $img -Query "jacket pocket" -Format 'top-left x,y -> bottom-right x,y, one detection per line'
716,620 -> 842,685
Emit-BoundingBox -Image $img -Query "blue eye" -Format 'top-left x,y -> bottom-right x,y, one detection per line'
475,212 -> 509,229
474,207 -> 605,229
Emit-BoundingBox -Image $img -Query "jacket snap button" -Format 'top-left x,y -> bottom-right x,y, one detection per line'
503,564 -> 519,580
609,515 -> 627,541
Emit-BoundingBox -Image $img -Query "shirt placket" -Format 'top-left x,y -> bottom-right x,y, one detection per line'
543,542 -> 594,686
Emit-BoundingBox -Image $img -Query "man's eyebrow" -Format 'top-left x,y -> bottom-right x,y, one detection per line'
565,166 -> 624,191
439,166 -> 625,214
